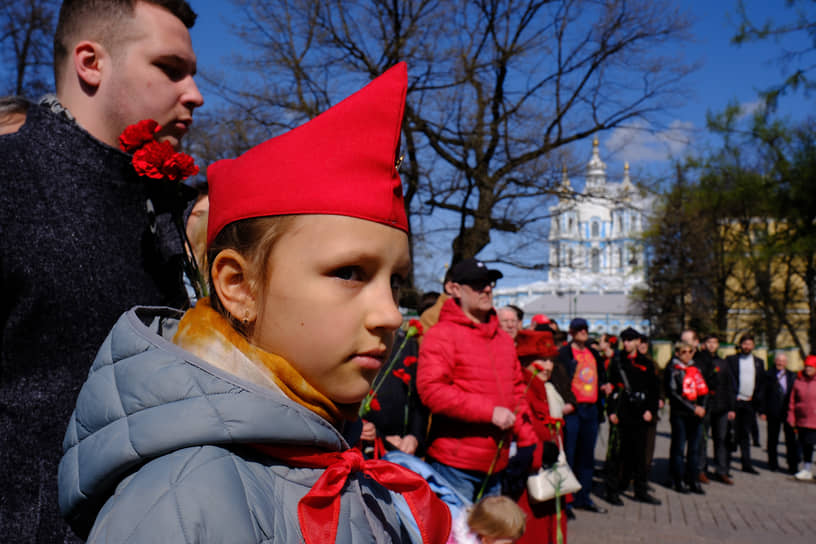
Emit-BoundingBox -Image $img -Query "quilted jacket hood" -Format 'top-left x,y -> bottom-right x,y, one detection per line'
58,306 -> 347,537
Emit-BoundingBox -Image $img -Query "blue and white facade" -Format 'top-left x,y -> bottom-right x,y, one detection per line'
494,139 -> 653,333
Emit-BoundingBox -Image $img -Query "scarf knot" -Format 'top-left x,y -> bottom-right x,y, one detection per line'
253,445 -> 451,544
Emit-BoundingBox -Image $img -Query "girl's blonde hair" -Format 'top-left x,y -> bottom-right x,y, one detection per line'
467,495 -> 526,540
207,215 -> 296,333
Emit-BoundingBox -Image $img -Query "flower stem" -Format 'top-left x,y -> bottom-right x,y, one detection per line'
359,327 -> 415,417
474,368 -> 540,501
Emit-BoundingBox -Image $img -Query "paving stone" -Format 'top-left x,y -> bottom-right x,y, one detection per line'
566,413 -> 816,544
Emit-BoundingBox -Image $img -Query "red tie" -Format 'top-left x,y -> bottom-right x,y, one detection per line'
252,445 -> 451,544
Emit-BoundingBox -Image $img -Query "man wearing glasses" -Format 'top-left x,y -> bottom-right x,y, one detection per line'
417,258 -> 537,501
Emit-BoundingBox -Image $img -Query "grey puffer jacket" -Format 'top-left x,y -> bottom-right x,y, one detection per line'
59,307 -> 421,543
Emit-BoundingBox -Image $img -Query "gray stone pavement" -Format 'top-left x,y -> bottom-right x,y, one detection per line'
568,413 -> 816,543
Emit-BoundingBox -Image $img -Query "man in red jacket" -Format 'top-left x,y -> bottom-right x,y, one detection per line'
417,258 -> 538,502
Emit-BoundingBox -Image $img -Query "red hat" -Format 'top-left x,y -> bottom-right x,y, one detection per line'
515,329 -> 558,361
206,63 -> 409,246
531,314 -> 550,326
805,355 -> 816,369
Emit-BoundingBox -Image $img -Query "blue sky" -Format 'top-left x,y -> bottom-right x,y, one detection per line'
187,0 -> 813,290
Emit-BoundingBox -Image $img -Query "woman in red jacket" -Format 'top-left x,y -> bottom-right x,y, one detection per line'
788,355 -> 816,481
513,329 -> 569,544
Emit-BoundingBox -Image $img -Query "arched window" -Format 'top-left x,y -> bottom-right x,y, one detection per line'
568,248 -> 574,267
617,247 -> 623,268
568,217 -> 574,231
591,222 -> 599,237
617,214 -> 623,233
591,248 -> 600,273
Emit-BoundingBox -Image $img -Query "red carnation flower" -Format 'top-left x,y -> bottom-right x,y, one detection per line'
393,368 -> 411,385
407,319 -> 424,337
403,355 -> 417,367
119,119 -> 160,152
163,151 -> 200,181
132,140 -> 176,179
369,394 -> 381,411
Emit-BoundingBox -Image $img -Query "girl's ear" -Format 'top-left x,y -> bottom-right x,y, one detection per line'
211,249 -> 258,326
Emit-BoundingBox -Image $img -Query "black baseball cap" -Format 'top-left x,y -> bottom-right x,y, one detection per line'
448,258 -> 503,286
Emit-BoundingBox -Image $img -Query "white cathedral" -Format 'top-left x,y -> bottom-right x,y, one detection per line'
494,138 -> 653,334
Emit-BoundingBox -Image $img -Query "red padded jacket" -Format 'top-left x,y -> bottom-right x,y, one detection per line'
417,298 -> 537,473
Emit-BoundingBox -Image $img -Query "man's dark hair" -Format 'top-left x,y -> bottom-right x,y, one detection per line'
702,333 -> 718,342
54,0 -> 197,88
738,332 -> 755,344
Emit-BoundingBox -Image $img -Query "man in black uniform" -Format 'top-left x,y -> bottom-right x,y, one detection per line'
604,327 -> 661,505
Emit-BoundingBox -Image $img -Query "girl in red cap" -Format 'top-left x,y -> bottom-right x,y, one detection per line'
788,355 -> 816,481
59,63 -> 450,543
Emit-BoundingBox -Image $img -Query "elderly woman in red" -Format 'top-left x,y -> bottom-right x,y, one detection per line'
511,329 -> 570,544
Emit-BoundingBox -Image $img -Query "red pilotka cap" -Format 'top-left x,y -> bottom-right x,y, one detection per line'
206,63 -> 409,246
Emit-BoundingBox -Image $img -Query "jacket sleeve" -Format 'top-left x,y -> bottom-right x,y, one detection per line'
758,369 -> 771,415
511,359 -> 538,448
416,327 -> 494,424
553,347 -> 577,406
787,381 -> 798,427
605,356 -> 623,417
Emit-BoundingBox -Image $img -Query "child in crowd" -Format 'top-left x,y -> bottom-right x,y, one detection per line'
788,355 -> 816,481
58,63 -> 451,543
448,495 -> 526,544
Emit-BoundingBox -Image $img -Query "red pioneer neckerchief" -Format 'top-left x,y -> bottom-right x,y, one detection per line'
628,351 -> 647,371
252,445 -> 451,544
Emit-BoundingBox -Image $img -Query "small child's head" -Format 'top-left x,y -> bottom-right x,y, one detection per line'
467,495 -> 526,544
204,64 -> 411,412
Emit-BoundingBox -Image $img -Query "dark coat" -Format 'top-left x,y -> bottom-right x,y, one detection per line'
363,329 -> 429,456
0,103 -> 188,542
606,351 -> 660,424
760,367 -> 796,420
726,353 -> 766,406
708,357 -> 736,415
664,358 -> 708,416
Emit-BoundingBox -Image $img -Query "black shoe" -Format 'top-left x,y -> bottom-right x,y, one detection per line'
742,465 -> 759,474
605,493 -> 624,506
565,508 -> 576,520
768,465 -> 779,472
673,481 -> 689,494
575,502 -> 608,514
688,482 -> 705,495
634,493 -> 662,505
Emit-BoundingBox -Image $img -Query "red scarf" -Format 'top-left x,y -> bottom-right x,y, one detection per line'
253,445 -> 451,544
675,362 -> 708,401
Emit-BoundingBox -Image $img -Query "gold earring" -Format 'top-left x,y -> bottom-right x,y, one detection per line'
242,311 -> 250,325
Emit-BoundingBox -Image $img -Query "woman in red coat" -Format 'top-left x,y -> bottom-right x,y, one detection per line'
513,329 -> 569,544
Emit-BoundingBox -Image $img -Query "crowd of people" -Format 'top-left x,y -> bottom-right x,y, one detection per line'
3,2 -> 816,543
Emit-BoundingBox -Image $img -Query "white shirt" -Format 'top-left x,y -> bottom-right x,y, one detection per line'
737,354 -> 755,401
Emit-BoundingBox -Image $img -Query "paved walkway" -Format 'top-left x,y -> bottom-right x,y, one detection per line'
568,413 -> 816,543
